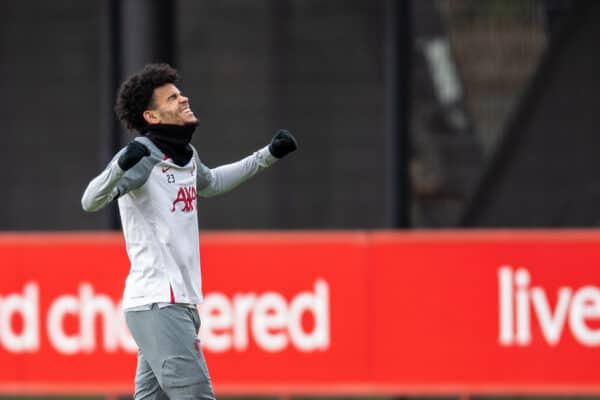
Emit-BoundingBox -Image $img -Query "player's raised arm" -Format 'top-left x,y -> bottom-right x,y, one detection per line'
196,129 -> 297,197
81,141 -> 150,212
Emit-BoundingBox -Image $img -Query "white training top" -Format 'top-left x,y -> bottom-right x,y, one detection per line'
81,136 -> 277,310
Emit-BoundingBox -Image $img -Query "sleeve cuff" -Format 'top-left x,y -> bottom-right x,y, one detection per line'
258,145 -> 278,167
113,159 -> 126,174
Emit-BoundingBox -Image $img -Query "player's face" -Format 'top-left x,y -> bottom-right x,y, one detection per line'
148,83 -> 197,126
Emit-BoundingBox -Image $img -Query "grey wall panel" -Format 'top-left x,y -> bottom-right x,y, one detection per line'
178,0 -> 386,228
462,2 -> 600,227
1,0 -> 387,230
0,0 -> 108,230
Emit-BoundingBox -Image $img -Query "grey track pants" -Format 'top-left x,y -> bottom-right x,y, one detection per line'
125,304 -> 215,400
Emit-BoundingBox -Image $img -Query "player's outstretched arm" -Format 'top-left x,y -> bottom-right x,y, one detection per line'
81,141 -> 150,212
196,129 -> 297,197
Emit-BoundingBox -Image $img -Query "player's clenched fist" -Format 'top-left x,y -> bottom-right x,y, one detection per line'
269,129 -> 298,159
118,141 -> 150,171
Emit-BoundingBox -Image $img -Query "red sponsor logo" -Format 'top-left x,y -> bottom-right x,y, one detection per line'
0,282 -> 133,355
199,279 -> 330,353
171,186 -> 197,212
0,279 -> 330,355
498,266 -> 600,347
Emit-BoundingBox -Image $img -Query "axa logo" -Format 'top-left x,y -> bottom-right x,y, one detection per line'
171,186 -> 197,212
498,266 -> 600,347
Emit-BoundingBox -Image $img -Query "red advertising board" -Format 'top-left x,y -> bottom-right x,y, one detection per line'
370,231 -> 600,394
2,230 -> 600,395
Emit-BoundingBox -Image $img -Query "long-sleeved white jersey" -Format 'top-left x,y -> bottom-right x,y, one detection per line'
82,136 -> 277,309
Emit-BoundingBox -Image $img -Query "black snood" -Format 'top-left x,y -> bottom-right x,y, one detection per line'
142,123 -> 198,166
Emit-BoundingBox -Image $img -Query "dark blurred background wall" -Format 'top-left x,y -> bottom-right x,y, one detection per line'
462,0 -> 600,227
3,0 -> 597,231
1,0 -> 108,230
2,0 -> 388,230
177,1 -> 387,229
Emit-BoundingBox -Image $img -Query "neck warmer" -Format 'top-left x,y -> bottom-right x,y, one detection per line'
142,123 -> 197,166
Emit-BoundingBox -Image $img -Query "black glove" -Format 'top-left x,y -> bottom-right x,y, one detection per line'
269,129 -> 298,159
118,141 -> 150,171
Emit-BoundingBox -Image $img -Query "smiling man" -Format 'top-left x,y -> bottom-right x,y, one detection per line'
81,63 -> 297,399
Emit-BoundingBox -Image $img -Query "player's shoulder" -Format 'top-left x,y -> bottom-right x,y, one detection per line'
189,144 -> 205,163
132,136 -> 164,161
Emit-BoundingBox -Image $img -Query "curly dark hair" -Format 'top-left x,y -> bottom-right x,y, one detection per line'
115,63 -> 180,132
